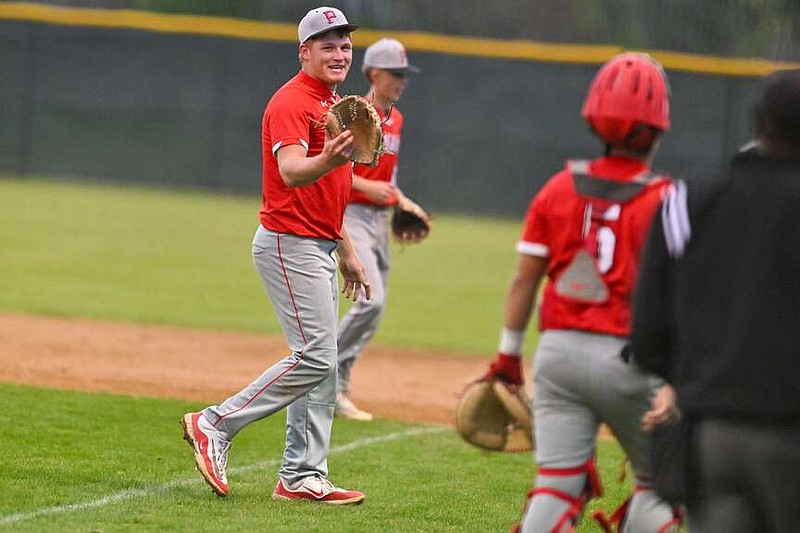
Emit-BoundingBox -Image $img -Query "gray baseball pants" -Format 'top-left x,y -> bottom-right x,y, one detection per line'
520,330 -> 677,532
202,225 -> 340,485
336,204 -> 390,394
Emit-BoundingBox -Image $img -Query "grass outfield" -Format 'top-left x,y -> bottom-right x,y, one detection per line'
1,384 -> 634,532
0,176 -> 531,355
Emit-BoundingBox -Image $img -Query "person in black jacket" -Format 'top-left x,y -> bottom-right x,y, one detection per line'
630,68 -> 800,532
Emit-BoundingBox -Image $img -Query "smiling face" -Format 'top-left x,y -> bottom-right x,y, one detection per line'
300,30 -> 353,89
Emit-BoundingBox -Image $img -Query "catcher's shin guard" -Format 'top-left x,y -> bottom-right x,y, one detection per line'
592,477 -> 683,533
515,458 -> 603,533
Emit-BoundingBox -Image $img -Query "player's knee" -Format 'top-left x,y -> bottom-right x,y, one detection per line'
303,346 -> 337,374
534,469 -> 588,496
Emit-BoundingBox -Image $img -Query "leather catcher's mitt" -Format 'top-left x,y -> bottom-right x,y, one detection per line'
391,206 -> 430,244
455,379 -> 534,452
325,95 -> 383,166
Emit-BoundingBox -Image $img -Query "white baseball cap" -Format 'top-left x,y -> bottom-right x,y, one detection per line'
362,38 -> 420,74
298,6 -> 358,44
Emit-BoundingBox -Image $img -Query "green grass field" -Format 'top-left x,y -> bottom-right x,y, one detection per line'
0,177 -> 639,531
1,384 -> 632,532
0,176 -> 528,355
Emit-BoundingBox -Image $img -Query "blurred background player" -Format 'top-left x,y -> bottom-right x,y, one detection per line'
482,53 -> 681,532
335,38 -> 430,421
631,68 -> 800,532
181,6 -> 371,504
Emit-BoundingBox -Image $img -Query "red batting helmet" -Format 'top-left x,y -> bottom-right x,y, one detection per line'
582,52 -> 670,149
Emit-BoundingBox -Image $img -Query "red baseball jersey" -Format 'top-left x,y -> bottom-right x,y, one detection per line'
260,70 -> 352,240
519,156 -> 670,337
349,106 -> 403,206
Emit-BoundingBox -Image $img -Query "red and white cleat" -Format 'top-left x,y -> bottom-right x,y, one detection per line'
181,412 -> 230,497
272,475 -> 365,505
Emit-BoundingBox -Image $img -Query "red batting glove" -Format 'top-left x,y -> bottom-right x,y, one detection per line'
482,353 -> 523,385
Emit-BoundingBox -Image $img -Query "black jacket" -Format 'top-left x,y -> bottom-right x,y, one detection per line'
631,150 -> 800,422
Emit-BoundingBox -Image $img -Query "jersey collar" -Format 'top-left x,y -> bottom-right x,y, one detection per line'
591,156 -> 649,181
297,70 -> 338,102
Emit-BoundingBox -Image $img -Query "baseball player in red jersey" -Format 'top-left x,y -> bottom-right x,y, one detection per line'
181,7 -> 371,505
482,53 -> 682,532
335,38 -> 429,420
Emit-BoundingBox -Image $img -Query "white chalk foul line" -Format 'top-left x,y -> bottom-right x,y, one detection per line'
0,426 -> 447,527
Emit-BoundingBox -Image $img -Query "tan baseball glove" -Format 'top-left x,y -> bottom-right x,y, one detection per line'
455,378 -> 534,452
325,95 -> 384,166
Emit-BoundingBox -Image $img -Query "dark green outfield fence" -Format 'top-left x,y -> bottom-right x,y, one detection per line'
2,3 -> 798,216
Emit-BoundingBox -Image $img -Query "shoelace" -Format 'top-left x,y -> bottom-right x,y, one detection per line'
318,476 -> 337,492
215,439 -> 231,482
305,475 -> 337,494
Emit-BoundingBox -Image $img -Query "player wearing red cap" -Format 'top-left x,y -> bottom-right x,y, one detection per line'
482,53 -> 681,531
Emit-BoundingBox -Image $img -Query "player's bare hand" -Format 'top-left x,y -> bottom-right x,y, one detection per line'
323,130 -> 354,167
641,384 -> 679,431
398,197 -> 430,223
363,181 -> 397,205
338,250 -> 371,302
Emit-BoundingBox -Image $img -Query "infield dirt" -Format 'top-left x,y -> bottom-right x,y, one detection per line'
0,313 -> 491,426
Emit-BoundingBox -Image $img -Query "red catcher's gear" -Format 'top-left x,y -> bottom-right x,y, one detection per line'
581,53 -> 670,147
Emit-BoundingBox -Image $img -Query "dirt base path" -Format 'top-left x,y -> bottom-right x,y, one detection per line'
0,314 -> 493,426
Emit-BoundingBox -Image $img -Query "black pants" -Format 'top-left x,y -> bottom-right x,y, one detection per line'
687,418 -> 800,533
